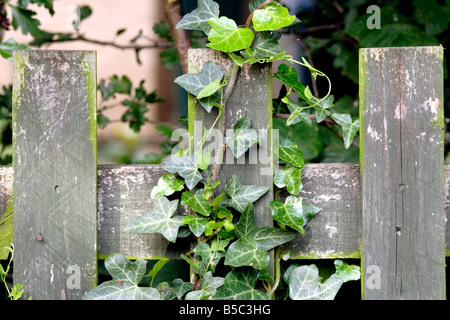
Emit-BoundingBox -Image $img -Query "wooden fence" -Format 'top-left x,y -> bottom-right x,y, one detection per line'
0,46 -> 446,300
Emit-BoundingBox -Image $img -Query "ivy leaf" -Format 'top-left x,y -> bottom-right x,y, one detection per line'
274,64 -> 309,102
252,2 -> 296,31
270,195 -> 319,234
10,5 -> 41,37
225,175 -> 269,213
194,241 -> 228,273
0,38 -> 29,60
181,190 -> 212,216
163,154 -> 202,190
175,0 -> 220,35
186,271 -> 224,300
282,97 -> 312,127
207,17 -> 255,52
311,95 -> 334,123
83,253 -> 160,300
150,173 -> 185,199
273,164 -> 302,195
331,113 -> 360,149
172,279 -> 194,299
174,60 -> 223,97
284,260 -> 360,300
224,117 -> 259,159
235,202 -> 296,251
224,237 -> 269,270
124,196 -> 184,243
244,31 -> 285,61
276,137 -> 304,168
212,268 -> 269,300
181,215 -> 209,237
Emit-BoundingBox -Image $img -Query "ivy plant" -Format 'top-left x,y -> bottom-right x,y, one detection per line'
82,0 -> 360,301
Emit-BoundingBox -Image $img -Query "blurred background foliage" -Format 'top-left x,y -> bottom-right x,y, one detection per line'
0,0 -> 449,165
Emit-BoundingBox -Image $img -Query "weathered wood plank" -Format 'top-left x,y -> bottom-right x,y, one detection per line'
12,50 -> 98,300
2,163 -> 450,259
360,47 -> 445,300
187,48 -> 274,228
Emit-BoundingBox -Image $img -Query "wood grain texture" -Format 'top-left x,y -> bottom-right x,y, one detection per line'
12,50 -> 97,300
187,48 -> 273,228
2,163 -> 450,260
360,47 -> 445,300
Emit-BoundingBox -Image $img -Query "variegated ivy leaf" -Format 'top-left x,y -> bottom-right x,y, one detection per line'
207,16 -> 255,52
163,154 -> 202,190
124,195 -> 184,243
331,113 -> 360,149
273,164 -> 302,195
311,94 -> 334,123
276,137 -> 305,169
284,260 -> 360,300
224,117 -> 259,159
224,175 -> 269,213
269,195 -> 320,234
252,2 -> 296,31
150,173 -> 185,199
181,190 -> 212,216
212,268 -> 269,300
175,0 -> 219,35
185,271 -> 224,300
174,61 -> 223,113
181,215 -> 209,237
83,253 -> 160,300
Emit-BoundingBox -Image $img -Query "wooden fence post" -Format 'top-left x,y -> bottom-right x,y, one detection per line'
187,49 -> 274,268
360,46 -> 445,299
12,50 -> 97,300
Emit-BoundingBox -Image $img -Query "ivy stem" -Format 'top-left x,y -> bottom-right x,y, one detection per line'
211,64 -> 240,183
268,246 -> 282,299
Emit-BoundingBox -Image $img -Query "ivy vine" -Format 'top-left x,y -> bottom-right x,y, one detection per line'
84,0 -> 360,301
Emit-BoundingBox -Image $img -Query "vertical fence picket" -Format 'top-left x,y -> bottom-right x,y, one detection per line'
360,46 -> 446,299
12,50 -> 97,300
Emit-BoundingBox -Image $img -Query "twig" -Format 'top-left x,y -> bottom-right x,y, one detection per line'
293,22 -> 344,35
163,0 -> 192,74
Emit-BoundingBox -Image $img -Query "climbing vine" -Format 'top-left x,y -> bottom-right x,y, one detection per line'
83,0 -> 361,300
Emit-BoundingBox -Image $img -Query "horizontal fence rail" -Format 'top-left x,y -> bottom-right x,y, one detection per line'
2,163 -> 450,260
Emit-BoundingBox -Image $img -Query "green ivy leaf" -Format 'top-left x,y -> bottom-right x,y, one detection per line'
273,164 -> 302,195
172,279 -> 194,299
270,195 -> 319,234
176,0 -> 220,35
10,5 -> 41,37
83,253 -> 160,300
181,190 -> 212,216
252,2 -> 296,31
224,237 -> 269,270
235,202 -> 296,251
274,64 -> 309,102
244,31 -> 285,62
0,38 -> 29,60
181,215 -> 209,237
174,61 -> 223,112
282,98 -> 312,127
194,241 -> 228,273
163,154 -> 203,190
224,175 -> 269,213
124,195 -> 184,243
186,271 -> 224,300
224,117 -> 259,159
207,16 -> 255,52
311,95 -> 334,123
150,173 -> 185,199
284,260 -> 360,300
331,113 -> 360,149
276,137 -> 304,168
212,268 -> 269,300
